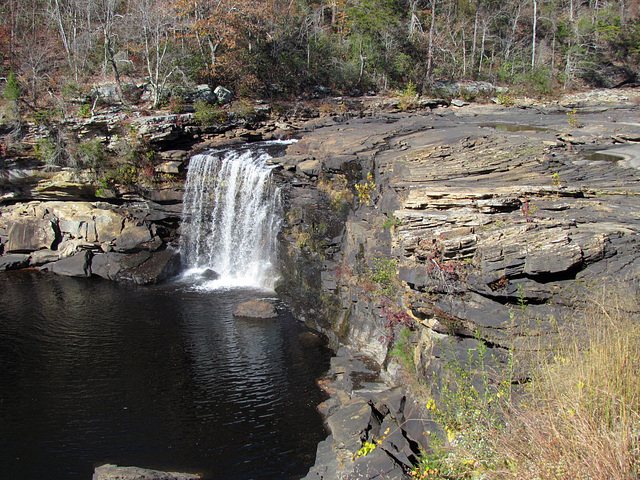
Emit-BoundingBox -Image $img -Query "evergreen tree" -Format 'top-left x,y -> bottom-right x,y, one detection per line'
4,67 -> 20,120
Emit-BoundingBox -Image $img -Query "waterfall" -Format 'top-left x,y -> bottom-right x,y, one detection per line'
180,143 -> 286,290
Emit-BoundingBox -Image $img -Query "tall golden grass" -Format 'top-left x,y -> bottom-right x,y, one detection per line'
495,286 -> 640,479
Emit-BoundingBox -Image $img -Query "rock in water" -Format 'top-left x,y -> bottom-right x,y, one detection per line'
233,300 -> 277,318
93,464 -> 200,480
201,268 -> 220,280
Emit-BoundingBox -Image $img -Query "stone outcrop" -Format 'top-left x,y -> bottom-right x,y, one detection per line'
0,200 -> 181,284
93,464 -> 200,480
273,98 -> 640,478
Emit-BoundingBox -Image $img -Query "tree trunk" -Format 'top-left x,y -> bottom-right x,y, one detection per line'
471,9 -> 478,74
427,0 -> 437,77
104,28 -> 126,105
478,23 -> 486,74
531,0 -> 537,69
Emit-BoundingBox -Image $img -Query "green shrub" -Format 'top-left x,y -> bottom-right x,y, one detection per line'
34,137 -> 60,166
397,81 -> 418,111
76,139 -> 105,167
194,101 -> 228,125
369,257 -> 397,296
78,103 -> 92,118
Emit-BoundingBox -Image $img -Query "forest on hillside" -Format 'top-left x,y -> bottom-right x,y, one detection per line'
1,0 -> 640,109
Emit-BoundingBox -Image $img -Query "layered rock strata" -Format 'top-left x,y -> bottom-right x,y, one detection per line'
274,99 -> 640,478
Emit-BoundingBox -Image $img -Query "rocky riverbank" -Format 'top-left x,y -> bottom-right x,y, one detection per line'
2,88 -> 640,479
272,92 -> 640,477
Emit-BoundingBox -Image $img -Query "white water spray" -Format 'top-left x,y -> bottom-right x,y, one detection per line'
180,144 -> 284,290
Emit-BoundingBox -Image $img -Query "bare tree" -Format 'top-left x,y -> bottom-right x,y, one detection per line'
132,0 -> 179,107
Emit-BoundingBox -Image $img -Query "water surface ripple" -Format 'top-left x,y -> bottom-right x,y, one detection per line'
0,271 -> 330,480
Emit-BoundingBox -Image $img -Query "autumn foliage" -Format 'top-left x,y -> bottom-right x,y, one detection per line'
0,0 -> 639,106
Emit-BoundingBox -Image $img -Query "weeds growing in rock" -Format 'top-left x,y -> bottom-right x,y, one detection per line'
380,298 -> 414,344
382,215 -> 402,230
566,108 -> 582,128
417,239 -> 468,294
355,172 -> 376,205
390,326 -> 416,373
520,199 -> 538,223
318,174 -> 354,217
369,257 -> 397,296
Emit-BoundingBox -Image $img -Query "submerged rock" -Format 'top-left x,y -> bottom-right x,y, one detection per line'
233,299 -> 277,318
92,464 -> 200,480
200,268 -> 220,280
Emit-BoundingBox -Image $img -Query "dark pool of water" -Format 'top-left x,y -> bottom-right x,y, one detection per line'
481,124 -> 549,133
584,152 -> 625,162
0,270 -> 331,480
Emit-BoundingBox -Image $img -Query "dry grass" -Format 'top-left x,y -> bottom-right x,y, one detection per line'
409,285 -> 640,479
494,286 -> 640,479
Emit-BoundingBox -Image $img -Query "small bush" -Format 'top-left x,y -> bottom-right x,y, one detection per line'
497,93 -> 515,106
369,257 -> 397,296
34,137 -> 61,166
355,172 -> 376,205
76,139 -> 105,167
397,81 -> 418,111
193,101 -> 228,125
78,103 -> 92,118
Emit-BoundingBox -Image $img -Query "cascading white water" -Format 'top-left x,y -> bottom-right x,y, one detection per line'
180,143 -> 285,290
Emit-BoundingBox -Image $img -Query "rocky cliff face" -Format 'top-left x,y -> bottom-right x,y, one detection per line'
273,98 -> 640,478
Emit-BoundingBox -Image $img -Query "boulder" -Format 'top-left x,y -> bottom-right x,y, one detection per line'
30,249 -> 60,266
6,219 -> 58,253
144,188 -> 184,204
94,84 -> 120,105
50,250 -> 91,277
201,268 -> 220,280
352,446 -> 407,480
93,464 -> 200,480
191,84 -> 216,103
113,224 -> 153,252
214,86 -> 233,104
116,248 -> 181,285
91,251 -> 150,280
233,299 -> 278,318
155,161 -> 183,174
95,211 -> 125,243
0,254 -> 30,271
296,160 -> 322,177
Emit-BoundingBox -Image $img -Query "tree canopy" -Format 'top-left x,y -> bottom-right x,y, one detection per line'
1,0 -> 638,105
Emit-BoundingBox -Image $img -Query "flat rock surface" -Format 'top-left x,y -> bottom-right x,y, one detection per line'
93,464 -> 200,480
233,299 -> 278,318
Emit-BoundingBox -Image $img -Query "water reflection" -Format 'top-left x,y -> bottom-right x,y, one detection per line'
0,271 -> 330,480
